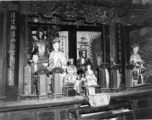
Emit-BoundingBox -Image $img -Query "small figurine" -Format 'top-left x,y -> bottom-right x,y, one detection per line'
77,50 -> 92,79
64,59 -> 78,86
85,64 -> 97,95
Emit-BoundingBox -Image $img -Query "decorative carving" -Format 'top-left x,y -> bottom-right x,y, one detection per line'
20,1 -> 111,24
88,33 -> 102,71
120,8 -> 152,25
0,2 -> 10,14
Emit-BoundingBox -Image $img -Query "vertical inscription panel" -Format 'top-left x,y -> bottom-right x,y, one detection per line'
24,65 -> 31,95
7,11 -> 19,86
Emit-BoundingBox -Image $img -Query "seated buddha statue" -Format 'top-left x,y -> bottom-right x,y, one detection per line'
77,50 -> 92,78
64,59 -> 78,86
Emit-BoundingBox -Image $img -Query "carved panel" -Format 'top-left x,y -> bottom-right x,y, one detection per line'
12,111 -> 35,120
37,111 -> 55,120
59,109 -> 69,120
137,99 -> 150,110
20,1 -> 112,24
136,109 -> 152,119
120,8 -> 152,25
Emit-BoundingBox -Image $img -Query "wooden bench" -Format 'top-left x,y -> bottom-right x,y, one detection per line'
68,100 -> 135,120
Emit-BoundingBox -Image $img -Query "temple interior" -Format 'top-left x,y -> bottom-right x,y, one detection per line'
0,0 -> 152,120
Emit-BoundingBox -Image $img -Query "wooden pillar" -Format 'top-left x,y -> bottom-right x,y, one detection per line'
115,23 -> 127,86
102,24 -> 106,63
18,15 -> 27,95
68,27 -> 77,65
109,21 -> 117,88
6,3 -> 20,101
102,24 -> 110,63
110,21 -> 117,63
0,13 -> 7,100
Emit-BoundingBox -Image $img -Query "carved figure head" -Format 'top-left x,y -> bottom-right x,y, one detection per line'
52,37 -> 60,51
69,58 -> 74,65
79,50 -> 87,58
36,27 -> 45,40
132,44 -> 139,54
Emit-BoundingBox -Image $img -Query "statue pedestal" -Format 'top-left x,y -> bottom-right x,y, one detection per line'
125,64 -> 134,87
51,67 -> 64,98
83,85 -> 100,96
36,69 -> 49,96
99,63 -> 110,89
111,64 -> 121,88
38,74 -> 47,96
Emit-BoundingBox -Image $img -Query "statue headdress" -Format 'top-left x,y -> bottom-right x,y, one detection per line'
132,44 -> 139,48
37,27 -> 44,33
52,37 -> 60,44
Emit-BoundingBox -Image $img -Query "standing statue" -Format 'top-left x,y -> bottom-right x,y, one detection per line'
85,64 -> 97,95
130,45 -> 144,86
48,37 -> 67,96
30,27 -> 49,73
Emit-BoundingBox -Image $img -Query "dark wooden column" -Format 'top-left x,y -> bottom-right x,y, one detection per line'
110,22 -> 117,63
18,15 -> 27,94
102,25 -> 110,63
109,21 -> 117,88
115,23 -> 126,86
6,4 -> 20,101
68,27 -> 77,65
0,13 -> 7,100
18,15 -> 27,95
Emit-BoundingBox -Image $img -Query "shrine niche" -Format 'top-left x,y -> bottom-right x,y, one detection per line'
76,31 -> 102,71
